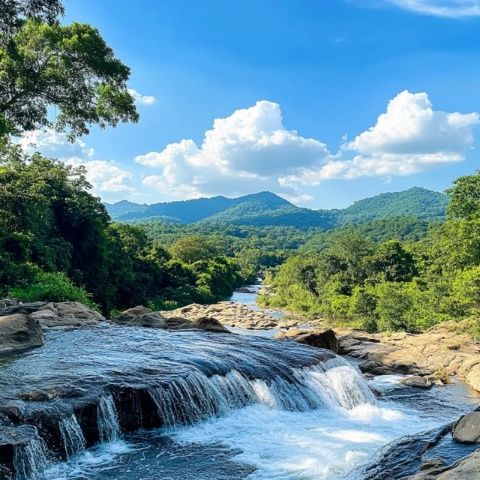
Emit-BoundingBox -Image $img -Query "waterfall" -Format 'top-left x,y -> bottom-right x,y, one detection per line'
97,395 -> 120,442
13,429 -> 48,480
148,357 -> 375,427
59,414 -> 86,458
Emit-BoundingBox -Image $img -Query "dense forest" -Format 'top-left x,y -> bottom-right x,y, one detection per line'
260,173 -> 480,339
0,0 -> 479,342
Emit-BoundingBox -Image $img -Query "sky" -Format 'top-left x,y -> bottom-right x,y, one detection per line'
21,0 -> 480,208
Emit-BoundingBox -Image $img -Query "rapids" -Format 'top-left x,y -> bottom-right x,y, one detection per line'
0,286 -> 478,479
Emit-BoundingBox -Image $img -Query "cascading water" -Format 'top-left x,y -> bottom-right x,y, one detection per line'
12,429 -> 48,480
59,415 -> 85,458
0,324 -> 478,480
97,395 -> 120,442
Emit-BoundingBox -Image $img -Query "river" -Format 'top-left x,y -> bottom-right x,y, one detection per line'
0,288 -> 478,480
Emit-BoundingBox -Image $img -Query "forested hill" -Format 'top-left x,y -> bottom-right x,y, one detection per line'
332,187 -> 448,225
106,187 -> 448,228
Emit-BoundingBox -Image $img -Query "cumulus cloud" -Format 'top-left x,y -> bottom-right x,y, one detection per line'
19,128 -> 94,158
66,158 -> 135,194
17,128 -> 136,197
386,0 -> 480,18
281,90 -> 479,186
135,100 -> 330,200
128,88 -> 157,106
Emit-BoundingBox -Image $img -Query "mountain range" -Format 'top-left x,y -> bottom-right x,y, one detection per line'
105,187 -> 448,229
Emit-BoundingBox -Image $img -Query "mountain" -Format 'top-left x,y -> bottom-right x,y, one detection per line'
332,187 -> 448,225
103,200 -> 147,218
107,192 -> 293,223
105,187 -> 448,228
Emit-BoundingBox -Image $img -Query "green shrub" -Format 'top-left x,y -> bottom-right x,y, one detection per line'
10,271 -> 96,308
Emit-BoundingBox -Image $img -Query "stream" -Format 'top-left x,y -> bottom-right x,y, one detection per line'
0,287 -> 478,480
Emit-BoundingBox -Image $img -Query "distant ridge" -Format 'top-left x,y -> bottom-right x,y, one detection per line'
105,187 -> 448,229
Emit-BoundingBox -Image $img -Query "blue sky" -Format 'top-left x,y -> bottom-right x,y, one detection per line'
24,0 -> 480,208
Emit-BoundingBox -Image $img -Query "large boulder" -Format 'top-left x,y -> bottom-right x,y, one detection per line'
113,306 -> 167,328
400,376 -> 433,389
452,412 -> 480,444
0,314 -> 44,355
274,328 -> 339,353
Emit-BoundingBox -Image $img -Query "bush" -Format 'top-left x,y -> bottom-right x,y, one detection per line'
10,270 -> 96,307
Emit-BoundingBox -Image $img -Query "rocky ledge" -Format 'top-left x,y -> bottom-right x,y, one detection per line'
161,301 -> 279,330
337,321 -> 480,393
0,301 -> 105,356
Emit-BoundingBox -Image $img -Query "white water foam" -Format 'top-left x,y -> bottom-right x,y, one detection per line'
170,363 -> 441,480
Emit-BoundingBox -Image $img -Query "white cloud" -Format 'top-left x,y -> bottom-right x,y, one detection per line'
17,128 -> 137,197
128,88 -> 157,106
386,0 -> 480,17
19,128 -> 94,158
66,158 -> 135,194
281,90 -> 479,186
135,100 -> 330,200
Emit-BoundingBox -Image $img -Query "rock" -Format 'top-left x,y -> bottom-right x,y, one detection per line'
0,314 -> 44,355
274,328 -> 339,353
400,376 -> 433,389
235,287 -> 256,293
17,390 -> 50,402
31,302 -> 104,329
162,302 -> 278,330
358,360 -> 392,376
407,450 -> 480,479
0,301 -> 104,330
452,412 -> 480,444
0,298 -> 18,309
466,364 -> 480,392
113,306 -> 167,329
191,316 -> 230,333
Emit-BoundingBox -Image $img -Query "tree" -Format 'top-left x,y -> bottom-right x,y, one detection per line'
170,236 -> 219,264
0,20 -> 138,137
446,171 -> 480,220
0,0 -> 64,38
366,240 -> 416,283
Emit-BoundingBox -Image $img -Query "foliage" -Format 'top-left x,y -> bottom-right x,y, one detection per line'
0,2 -> 137,138
262,175 -> 480,336
10,269 -> 95,306
0,149 -> 247,314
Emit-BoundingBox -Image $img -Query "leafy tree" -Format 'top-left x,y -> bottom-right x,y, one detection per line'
0,0 -> 138,138
446,171 -> 480,220
170,236 -> 219,264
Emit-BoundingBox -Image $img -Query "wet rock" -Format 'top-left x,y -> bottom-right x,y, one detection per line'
0,314 -> 44,355
0,298 -> 18,309
452,412 -> 480,444
400,376 -> 433,389
114,306 -> 167,329
191,316 -> 230,333
18,390 -> 50,402
274,328 -> 339,353
359,360 -> 412,376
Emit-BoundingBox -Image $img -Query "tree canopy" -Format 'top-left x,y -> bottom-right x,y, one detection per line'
0,0 -> 138,138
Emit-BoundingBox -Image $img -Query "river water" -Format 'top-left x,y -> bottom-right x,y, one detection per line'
0,288 -> 478,480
